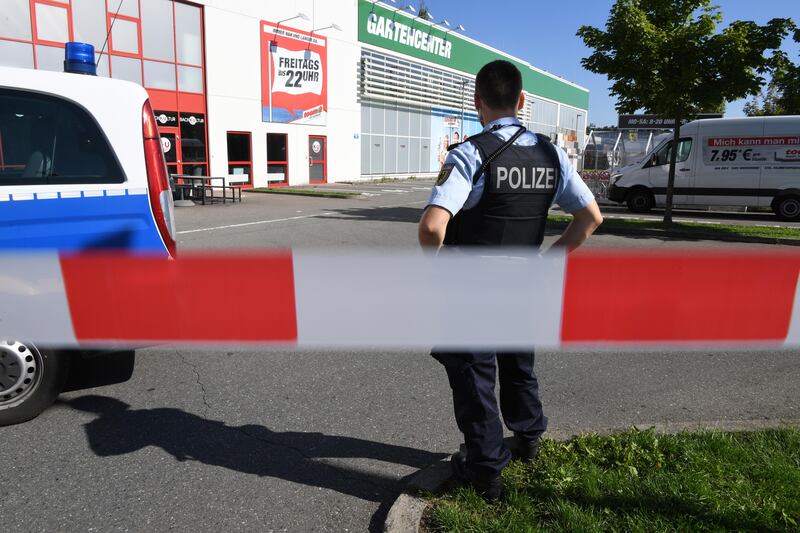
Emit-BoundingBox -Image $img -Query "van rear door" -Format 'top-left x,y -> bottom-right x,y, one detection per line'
761,117 -> 800,208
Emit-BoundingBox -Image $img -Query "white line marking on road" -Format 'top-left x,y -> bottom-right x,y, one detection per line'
177,212 -> 337,235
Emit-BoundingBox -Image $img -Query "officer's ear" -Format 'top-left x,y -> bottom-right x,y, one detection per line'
517,92 -> 525,111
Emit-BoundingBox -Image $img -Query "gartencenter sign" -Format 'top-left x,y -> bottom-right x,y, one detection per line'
365,13 -> 453,59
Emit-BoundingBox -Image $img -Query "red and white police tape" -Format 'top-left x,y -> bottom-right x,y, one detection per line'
2,248 -> 800,349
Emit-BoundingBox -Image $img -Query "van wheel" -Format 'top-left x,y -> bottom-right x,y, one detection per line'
774,196 -> 800,221
626,188 -> 654,213
0,342 -> 70,426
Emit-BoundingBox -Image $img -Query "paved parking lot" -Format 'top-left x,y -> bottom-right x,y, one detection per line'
2,180 -> 798,532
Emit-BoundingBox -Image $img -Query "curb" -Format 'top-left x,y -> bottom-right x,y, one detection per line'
383,419 -> 800,533
245,189 -> 360,199
547,222 -> 800,246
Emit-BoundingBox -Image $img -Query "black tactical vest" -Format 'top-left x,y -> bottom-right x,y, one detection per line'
444,128 -> 561,247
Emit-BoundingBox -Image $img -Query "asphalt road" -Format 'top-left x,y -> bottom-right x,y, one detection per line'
2,179 -> 798,532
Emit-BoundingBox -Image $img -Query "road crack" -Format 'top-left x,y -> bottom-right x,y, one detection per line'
174,351 -> 389,496
176,350 -> 213,416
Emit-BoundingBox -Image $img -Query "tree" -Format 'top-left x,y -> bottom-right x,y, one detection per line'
578,0 -> 793,223
745,29 -> 800,116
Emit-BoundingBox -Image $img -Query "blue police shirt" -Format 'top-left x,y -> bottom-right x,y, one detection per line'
427,116 -> 595,216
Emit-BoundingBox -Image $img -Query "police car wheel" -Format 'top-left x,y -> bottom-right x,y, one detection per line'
0,342 -> 70,426
774,196 -> 800,221
626,188 -> 654,213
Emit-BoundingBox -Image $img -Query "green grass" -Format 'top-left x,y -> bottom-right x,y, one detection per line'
426,428 -> 800,532
247,187 -> 361,199
548,214 -> 800,241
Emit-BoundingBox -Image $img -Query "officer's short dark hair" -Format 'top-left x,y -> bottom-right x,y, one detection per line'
475,60 -> 522,111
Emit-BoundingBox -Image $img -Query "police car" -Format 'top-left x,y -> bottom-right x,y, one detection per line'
0,43 -> 176,425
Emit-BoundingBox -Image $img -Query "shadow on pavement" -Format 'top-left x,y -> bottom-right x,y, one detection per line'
63,395 -> 446,519
316,206 -> 423,224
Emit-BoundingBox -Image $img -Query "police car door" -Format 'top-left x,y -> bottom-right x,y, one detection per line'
646,138 -> 693,206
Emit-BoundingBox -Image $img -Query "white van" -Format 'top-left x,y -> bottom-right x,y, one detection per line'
607,116 -> 800,220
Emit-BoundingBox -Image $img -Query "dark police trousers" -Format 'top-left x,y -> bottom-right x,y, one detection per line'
432,349 -> 547,476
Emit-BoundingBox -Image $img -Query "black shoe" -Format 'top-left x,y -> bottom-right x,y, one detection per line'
512,434 -> 540,463
450,451 -> 504,502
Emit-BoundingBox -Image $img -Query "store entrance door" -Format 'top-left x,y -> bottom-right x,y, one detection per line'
309,135 -> 326,184
159,126 -> 182,176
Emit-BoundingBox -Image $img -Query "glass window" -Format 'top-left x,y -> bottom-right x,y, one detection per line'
410,111 -> 421,138
409,138 -> 421,173
114,0 -> 139,18
0,40 -> 34,69
361,104 -> 370,134
384,136 -> 397,174
267,133 -> 288,182
111,55 -> 142,84
396,137 -> 408,173
35,45 -> 65,72
111,18 -> 139,54
652,139 -> 692,166
227,132 -> 251,162
35,3 -> 70,43
421,112 -> 431,140
179,113 -> 206,163
182,163 -> 206,176
144,60 -> 176,90
370,135 -> 384,174
177,65 -> 203,93
95,53 -> 110,77
72,0 -> 107,50
677,139 -> 692,162
361,134 -> 371,173
141,0 -> 175,62
371,105 -> 384,135
0,88 -> 125,185
175,3 -> 202,66
267,133 -> 287,162
421,138 -> 432,172
0,0 -> 33,40
398,108 -> 410,136
385,106 -> 397,136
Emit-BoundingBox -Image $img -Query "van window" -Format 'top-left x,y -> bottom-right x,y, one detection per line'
651,138 -> 692,166
0,89 -> 125,186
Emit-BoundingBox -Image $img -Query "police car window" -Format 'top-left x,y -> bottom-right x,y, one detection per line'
0,89 -> 125,186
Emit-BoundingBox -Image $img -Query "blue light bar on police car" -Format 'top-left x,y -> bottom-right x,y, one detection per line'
64,42 -> 97,76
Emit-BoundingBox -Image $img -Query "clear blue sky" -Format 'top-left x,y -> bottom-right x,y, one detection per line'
420,0 -> 798,126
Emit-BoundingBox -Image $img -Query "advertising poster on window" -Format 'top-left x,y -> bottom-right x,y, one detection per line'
703,136 -> 800,170
261,21 -> 327,125
430,108 -> 482,170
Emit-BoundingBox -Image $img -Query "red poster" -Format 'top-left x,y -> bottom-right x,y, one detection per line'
261,21 -> 328,125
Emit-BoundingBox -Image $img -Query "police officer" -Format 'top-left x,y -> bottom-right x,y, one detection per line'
418,60 -> 603,500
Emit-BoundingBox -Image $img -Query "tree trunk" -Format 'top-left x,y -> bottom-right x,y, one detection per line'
663,109 -> 682,224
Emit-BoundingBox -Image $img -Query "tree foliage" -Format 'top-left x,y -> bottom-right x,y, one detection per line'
745,29 -> 800,116
577,0 -> 793,222
578,0 -> 792,116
